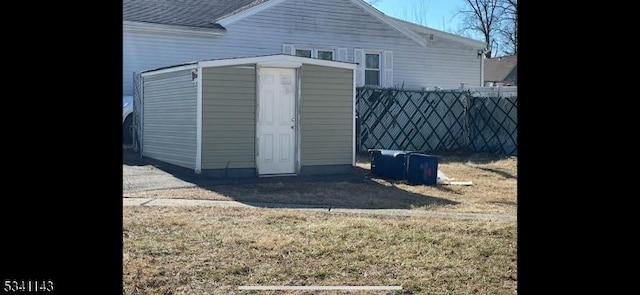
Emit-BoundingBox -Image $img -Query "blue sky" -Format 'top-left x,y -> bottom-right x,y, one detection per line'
371,0 -> 464,34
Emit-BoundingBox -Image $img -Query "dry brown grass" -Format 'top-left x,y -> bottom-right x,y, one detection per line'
124,152 -> 517,215
124,206 -> 517,295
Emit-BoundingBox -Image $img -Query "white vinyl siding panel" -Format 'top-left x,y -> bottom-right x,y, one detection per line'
123,0 -> 483,96
201,65 -> 257,169
300,64 -> 353,166
217,0 -> 482,90
142,70 -> 197,169
123,31 -> 217,96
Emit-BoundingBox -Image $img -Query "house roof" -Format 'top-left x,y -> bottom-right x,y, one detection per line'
484,55 -> 517,83
123,0 -> 268,29
388,16 -> 485,49
123,0 -> 483,48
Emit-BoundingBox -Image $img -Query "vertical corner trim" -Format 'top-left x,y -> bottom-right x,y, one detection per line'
352,68 -> 357,166
195,65 -> 203,174
140,75 -> 145,155
296,66 -> 302,173
255,66 -> 260,175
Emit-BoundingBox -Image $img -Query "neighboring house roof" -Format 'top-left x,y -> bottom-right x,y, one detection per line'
484,55 -> 517,84
123,0 -> 267,29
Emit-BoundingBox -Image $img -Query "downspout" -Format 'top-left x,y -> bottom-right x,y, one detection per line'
479,48 -> 488,87
480,53 -> 484,87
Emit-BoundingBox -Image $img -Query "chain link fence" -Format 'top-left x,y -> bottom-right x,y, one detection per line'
356,87 -> 517,156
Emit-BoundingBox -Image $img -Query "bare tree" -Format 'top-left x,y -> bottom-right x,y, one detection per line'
368,0 -> 516,53
456,0 -> 517,57
456,0 -> 502,58
497,0 -> 517,55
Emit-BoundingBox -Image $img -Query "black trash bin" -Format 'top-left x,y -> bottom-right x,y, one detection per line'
370,149 -> 410,180
406,153 -> 438,185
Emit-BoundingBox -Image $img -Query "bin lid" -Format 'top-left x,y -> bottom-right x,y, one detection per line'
369,149 -> 419,156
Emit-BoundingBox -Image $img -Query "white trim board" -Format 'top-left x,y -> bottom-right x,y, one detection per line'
195,66 -> 203,174
352,68 -> 357,166
198,55 -> 357,70
141,64 -> 198,77
257,61 -> 303,68
255,67 -> 262,176
388,16 -> 486,49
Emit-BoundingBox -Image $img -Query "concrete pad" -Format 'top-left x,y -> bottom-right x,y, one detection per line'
122,197 -> 516,222
144,198 -> 254,208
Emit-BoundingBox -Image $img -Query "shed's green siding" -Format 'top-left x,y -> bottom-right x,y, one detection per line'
201,65 -> 256,169
300,64 -> 353,166
142,69 -> 197,169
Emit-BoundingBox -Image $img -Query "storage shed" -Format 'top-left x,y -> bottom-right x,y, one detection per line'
137,54 -> 357,177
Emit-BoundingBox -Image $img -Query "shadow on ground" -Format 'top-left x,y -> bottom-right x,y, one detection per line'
122,145 -> 150,166
474,167 -> 517,179
124,147 -> 458,210
354,149 -> 515,165
429,149 -> 516,164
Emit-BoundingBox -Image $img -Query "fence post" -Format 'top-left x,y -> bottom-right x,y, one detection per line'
464,91 -> 471,149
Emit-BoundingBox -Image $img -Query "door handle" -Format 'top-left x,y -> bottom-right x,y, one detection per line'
291,125 -> 295,129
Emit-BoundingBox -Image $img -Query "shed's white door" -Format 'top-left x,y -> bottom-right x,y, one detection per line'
257,67 -> 296,175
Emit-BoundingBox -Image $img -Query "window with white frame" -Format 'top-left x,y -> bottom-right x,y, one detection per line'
289,45 -> 335,60
317,50 -> 334,61
365,53 -> 380,86
353,49 -> 392,87
295,49 -> 312,58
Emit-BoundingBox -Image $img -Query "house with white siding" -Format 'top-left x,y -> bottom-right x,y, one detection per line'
123,0 -> 487,98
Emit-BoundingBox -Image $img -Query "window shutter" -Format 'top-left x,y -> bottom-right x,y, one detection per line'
354,49 -> 364,86
282,44 -> 294,55
383,51 -> 393,87
337,48 -> 348,62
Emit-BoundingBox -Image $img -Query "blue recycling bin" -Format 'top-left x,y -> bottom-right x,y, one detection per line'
406,153 -> 438,185
370,149 -> 409,180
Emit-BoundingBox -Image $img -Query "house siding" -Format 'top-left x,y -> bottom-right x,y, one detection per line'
123,30 -> 218,96
142,70 -> 197,169
217,0 -> 482,90
123,0 -> 484,97
300,64 -> 353,166
201,65 -> 257,170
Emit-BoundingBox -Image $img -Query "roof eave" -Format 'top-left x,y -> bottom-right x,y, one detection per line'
216,0 -> 288,26
123,21 -> 226,36
349,0 -> 428,47
388,16 -> 486,49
